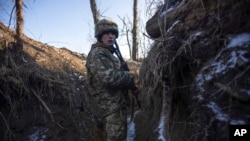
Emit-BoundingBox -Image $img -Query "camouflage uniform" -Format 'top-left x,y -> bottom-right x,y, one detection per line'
86,42 -> 135,141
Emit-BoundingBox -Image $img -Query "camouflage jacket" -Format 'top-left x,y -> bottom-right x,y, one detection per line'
86,42 -> 135,115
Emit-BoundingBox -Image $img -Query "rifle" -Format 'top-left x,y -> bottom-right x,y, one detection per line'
113,41 -> 141,108
114,41 -> 129,71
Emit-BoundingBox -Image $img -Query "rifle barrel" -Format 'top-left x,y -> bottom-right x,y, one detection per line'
114,41 -> 125,62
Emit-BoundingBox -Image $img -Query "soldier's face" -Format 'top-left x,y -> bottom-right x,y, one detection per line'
101,31 -> 116,46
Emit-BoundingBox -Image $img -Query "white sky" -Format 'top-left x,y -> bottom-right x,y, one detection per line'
0,0 -> 151,58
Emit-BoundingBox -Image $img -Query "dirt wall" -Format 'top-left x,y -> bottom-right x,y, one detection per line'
136,0 -> 250,140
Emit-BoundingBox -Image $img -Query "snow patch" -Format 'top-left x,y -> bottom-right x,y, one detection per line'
29,128 -> 48,141
230,119 -> 246,125
195,33 -> 250,92
207,102 -> 229,122
240,89 -> 250,96
195,31 -> 202,37
79,75 -> 84,80
127,110 -> 140,141
195,95 -> 204,101
158,115 -> 167,141
227,33 -> 250,48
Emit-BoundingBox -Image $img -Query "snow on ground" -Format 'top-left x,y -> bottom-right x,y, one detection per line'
206,102 -> 247,128
29,127 -> 48,141
193,33 -> 250,126
195,33 -> 250,92
230,119 -> 246,125
227,33 -> 250,48
127,110 -> 140,141
206,102 -> 229,122
158,115 -> 167,141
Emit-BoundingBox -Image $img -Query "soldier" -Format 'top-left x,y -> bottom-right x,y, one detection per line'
86,18 -> 139,141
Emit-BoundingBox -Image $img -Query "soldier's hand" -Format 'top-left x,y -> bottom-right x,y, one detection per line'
120,62 -> 129,71
130,84 -> 140,96
132,87 -> 140,97
131,84 -> 141,108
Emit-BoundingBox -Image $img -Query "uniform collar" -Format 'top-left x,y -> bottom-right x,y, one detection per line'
91,42 -> 115,54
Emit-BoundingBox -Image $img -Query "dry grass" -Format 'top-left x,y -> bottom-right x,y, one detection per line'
0,22 -> 93,140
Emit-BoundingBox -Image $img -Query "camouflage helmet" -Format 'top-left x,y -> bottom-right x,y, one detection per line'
95,19 -> 119,38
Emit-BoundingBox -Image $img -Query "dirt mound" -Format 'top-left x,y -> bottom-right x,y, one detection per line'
0,22 -> 106,141
136,0 -> 250,141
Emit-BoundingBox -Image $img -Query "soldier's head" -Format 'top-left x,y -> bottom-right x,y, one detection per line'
95,19 -> 119,46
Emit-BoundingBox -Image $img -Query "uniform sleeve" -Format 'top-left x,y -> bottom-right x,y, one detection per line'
88,53 -> 134,89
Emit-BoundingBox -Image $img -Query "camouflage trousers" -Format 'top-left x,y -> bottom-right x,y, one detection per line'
105,110 -> 127,141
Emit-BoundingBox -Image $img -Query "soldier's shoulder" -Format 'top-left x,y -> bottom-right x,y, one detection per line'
91,47 -> 110,54
88,47 -> 110,60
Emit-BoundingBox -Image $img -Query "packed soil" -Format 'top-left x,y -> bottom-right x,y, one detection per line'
135,0 -> 250,141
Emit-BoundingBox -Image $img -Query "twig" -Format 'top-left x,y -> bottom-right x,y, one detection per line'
0,112 -> 11,140
200,0 -> 205,9
8,5 -> 15,29
30,89 -> 69,130
214,82 -> 249,101
211,66 -> 250,97
31,89 -> 55,122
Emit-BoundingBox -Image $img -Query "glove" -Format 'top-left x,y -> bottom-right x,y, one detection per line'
120,62 -> 130,71
130,84 -> 140,97
130,84 -> 138,91
130,84 -> 141,108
